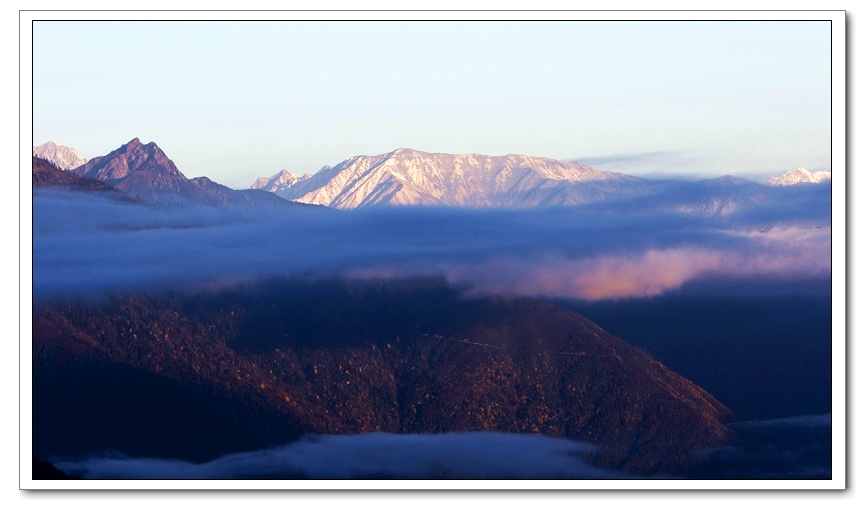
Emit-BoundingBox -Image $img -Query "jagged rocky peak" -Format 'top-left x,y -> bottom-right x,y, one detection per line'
73,138 -> 181,182
767,167 -> 831,186
124,137 -> 142,149
41,138 -> 311,209
269,169 -> 301,182
32,141 -> 88,170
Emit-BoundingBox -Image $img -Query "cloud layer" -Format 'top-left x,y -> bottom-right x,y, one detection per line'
54,432 -> 616,480
52,413 -> 832,481
31,188 -> 831,300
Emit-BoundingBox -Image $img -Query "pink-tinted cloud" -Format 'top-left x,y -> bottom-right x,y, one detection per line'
440,249 -> 723,300
437,227 -> 830,300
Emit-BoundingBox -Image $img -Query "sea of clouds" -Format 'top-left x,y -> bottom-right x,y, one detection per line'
30,187 -> 831,301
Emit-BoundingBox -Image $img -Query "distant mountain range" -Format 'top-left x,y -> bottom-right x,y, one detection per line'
251,148 -> 648,209
251,148 -> 831,212
32,139 -> 831,214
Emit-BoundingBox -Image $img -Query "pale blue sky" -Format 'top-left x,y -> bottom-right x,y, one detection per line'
32,20 -> 831,188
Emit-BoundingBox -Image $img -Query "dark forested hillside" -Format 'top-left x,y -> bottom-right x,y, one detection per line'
33,278 -> 735,476
32,156 -> 124,194
562,290 -> 832,421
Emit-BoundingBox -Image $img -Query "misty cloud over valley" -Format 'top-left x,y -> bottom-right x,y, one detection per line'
52,413 -> 832,480
32,184 -> 830,301
53,432 -> 616,480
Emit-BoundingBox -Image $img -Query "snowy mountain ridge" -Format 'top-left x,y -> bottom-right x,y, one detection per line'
251,148 -> 642,209
251,169 -> 314,193
766,167 -> 831,186
32,141 -> 88,171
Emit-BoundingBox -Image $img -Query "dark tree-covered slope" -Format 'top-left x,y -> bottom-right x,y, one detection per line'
33,278 -> 734,475
33,156 -> 123,194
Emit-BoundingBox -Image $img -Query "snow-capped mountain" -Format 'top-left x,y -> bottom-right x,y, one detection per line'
251,148 -> 649,209
249,149 -> 833,218
251,169 -> 313,193
32,141 -> 88,170
766,167 -> 831,186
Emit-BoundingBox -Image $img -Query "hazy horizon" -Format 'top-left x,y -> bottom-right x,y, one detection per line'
32,20 -> 831,188
31,138 -> 832,192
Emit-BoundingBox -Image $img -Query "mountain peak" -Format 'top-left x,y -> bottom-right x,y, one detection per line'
767,167 -> 831,186
32,141 -> 88,171
73,138 -> 186,195
124,138 -> 142,150
49,139 -> 313,209
251,168 -> 311,192
390,147 -> 422,157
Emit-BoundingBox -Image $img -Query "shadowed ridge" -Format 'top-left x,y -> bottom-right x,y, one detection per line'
70,138 -> 325,209
33,278 -> 735,476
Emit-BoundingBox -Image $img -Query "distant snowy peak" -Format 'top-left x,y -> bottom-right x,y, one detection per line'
251,169 -> 311,193
32,141 -> 88,170
767,167 -> 831,186
813,171 -> 832,181
251,148 -> 636,209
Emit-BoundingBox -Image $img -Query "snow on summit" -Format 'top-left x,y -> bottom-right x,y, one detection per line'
766,167 -> 831,186
33,141 -> 88,171
251,148 -> 644,209
251,169 -> 312,193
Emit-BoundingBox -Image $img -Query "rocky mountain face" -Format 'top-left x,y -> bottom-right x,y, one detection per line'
33,278 -> 734,476
72,138 -> 213,204
766,167 -> 831,186
252,148 -> 652,209
33,142 -> 88,170
65,138 -> 310,209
